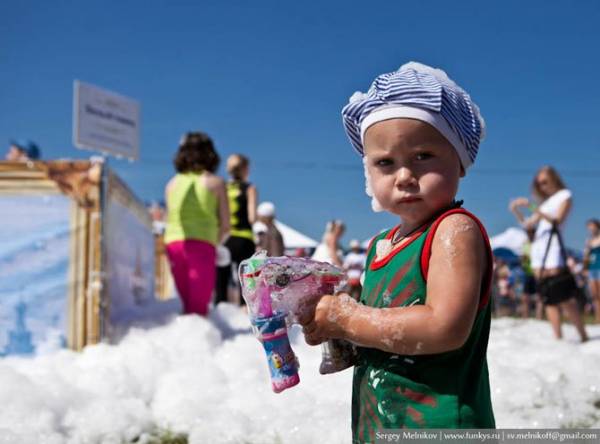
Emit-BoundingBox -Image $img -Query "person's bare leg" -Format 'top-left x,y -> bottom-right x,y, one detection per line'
591,280 -> 600,323
521,295 -> 530,318
561,298 -> 589,342
535,294 -> 544,320
545,305 -> 562,339
497,306 -> 509,317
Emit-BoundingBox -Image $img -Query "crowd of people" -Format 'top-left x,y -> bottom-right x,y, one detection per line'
158,132 -> 367,315
3,58 -> 598,443
7,60 -> 600,433
2,134 -> 369,317
7,135 -> 598,333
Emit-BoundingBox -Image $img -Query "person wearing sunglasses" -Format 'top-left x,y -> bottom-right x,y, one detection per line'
510,165 -> 588,341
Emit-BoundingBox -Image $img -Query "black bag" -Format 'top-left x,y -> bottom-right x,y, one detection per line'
538,269 -> 578,305
537,224 -> 578,305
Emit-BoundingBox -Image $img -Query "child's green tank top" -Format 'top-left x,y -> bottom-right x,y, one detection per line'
352,208 -> 495,443
164,172 -> 219,245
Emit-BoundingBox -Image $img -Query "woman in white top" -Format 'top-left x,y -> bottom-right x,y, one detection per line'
510,166 -> 588,342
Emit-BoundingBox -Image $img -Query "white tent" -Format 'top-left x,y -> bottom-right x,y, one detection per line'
274,220 -> 318,249
490,227 -> 529,255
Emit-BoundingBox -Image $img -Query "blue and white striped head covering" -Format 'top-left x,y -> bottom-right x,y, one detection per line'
342,61 -> 485,171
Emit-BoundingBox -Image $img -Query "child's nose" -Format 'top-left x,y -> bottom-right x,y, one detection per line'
394,166 -> 417,188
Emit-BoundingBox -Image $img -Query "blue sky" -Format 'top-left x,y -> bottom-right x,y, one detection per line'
2,1 -> 599,248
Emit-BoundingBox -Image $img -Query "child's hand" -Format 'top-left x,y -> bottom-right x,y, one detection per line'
298,293 -> 358,346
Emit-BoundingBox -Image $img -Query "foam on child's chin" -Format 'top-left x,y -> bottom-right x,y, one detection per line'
363,156 -> 384,212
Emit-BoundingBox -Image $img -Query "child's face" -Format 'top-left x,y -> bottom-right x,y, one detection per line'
363,118 -> 463,225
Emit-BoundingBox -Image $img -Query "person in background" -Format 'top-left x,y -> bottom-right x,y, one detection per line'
311,220 -> 345,267
583,218 -> 600,322
494,259 -> 516,317
566,255 -> 590,314
343,239 -> 366,300
215,154 -> 257,305
148,200 -> 166,235
164,132 -> 230,316
253,201 -> 284,257
517,253 -> 540,319
5,139 -> 41,161
510,166 -> 588,341
294,248 -> 307,257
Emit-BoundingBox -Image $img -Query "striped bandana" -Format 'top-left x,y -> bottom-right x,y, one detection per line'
341,62 -> 485,171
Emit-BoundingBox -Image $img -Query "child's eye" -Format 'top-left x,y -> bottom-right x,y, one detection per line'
415,152 -> 433,161
375,158 -> 393,167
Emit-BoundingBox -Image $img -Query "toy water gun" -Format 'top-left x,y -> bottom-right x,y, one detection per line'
239,252 -> 356,393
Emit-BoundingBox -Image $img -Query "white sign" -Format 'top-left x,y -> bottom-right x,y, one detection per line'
73,80 -> 140,160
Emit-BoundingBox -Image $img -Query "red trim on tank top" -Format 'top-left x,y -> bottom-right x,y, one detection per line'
369,223 -> 429,271
419,208 -> 493,311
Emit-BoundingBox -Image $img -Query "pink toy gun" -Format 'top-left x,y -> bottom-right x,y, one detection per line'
239,253 -> 356,393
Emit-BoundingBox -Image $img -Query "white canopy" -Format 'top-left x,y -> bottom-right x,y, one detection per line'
490,227 -> 529,255
274,220 -> 318,249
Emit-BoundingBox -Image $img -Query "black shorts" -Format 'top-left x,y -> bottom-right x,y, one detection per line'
215,236 -> 256,306
225,236 -> 256,265
542,291 -> 574,306
539,272 -> 577,306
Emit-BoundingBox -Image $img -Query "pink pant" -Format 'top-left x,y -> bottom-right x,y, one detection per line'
166,240 -> 216,316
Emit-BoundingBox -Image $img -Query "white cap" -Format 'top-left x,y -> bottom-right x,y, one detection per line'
257,201 -> 275,217
360,105 -> 472,171
349,239 -> 360,248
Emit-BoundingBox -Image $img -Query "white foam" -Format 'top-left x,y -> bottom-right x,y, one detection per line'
1,306 -> 600,443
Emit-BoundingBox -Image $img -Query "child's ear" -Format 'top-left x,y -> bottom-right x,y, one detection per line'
459,165 -> 466,178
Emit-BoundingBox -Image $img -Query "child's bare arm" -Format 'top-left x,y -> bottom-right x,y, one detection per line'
301,214 -> 487,355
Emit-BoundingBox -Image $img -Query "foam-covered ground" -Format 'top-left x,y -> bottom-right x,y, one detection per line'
1,306 -> 599,444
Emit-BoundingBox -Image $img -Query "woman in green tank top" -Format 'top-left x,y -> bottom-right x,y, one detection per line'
164,132 -> 230,316
298,63 -> 495,441
215,154 -> 258,306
